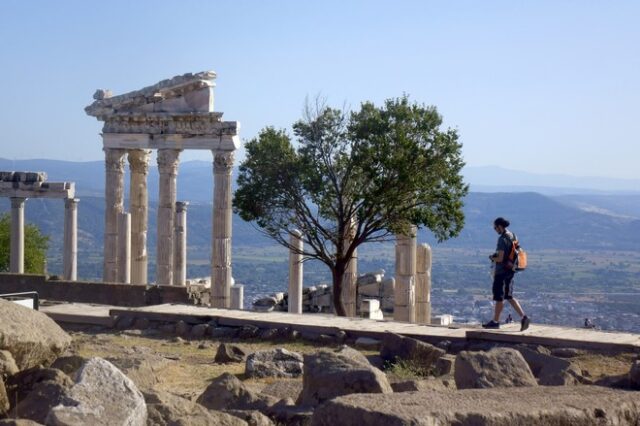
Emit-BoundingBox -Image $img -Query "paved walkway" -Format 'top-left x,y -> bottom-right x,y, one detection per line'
41,302 -> 640,352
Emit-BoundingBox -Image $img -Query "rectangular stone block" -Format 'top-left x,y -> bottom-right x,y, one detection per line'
361,299 -> 380,313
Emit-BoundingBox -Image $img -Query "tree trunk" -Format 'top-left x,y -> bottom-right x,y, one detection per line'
332,264 -> 347,316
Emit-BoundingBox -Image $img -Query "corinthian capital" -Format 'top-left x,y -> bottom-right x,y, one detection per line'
128,149 -> 152,174
213,151 -> 234,173
104,148 -> 126,173
157,149 -> 181,175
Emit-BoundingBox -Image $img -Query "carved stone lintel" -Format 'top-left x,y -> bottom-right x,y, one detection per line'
101,114 -> 236,136
127,149 -> 151,174
157,149 -> 181,175
213,151 -> 234,172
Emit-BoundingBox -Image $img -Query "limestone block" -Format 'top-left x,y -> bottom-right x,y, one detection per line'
360,299 -> 380,313
431,315 -> 453,326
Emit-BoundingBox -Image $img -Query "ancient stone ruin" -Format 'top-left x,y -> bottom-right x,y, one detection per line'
0,172 -> 78,280
85,71 -> 239,308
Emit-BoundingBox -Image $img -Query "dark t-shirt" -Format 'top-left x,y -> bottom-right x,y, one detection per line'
495,230 -> 514,274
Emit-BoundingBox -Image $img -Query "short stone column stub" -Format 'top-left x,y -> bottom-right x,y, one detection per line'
117,212 -> 131,284
416,243 -> 432,324
231,284 -> 244,310
63,198 -> 79,281
173,201 -> 189,286
10,197 -> 26,274
103,148 -> 126,282
128,149 -> 151,285
288,229 -> 304,314
156,148 -> 181,286
211,150 -> 234,308
394,225 -> 417,323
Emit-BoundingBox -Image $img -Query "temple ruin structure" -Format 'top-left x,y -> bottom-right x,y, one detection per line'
0,172 -> 77,279
85,71 -> 240,308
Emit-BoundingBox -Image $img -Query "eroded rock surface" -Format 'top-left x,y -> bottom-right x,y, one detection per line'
454,348 -> 538,389
245,348 -> 303,379
196,373 -> 278,412
144,389 -> 246,426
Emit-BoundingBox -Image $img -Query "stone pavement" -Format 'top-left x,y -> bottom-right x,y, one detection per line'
40,302 -> 640,352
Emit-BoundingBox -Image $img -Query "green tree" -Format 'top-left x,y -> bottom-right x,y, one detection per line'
234,96 -> 468,316
0,213 -> 50,274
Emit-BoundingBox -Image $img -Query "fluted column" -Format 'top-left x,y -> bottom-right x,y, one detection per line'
157,149 -> 181,286
211,150 -> 234,308
10,197 -> 26,273
128,149 -> 151,285
288,229 -> 303,314
394,225 -> 417,323
341,218 -> 358,317
104,148 -> 126,282
416,243 -> 432,324
173,201 -> 189,286
117,212 -> 131,284
63,198 -> 79,280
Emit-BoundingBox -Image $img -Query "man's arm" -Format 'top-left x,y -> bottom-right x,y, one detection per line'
490,250 -> 505,263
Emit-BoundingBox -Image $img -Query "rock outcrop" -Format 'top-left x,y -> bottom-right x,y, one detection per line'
310,386 -> 640,426
215,343 -> 247,364
5,368 -> 73,423
0,299 -> 72,370
300,345 -> 392,406
380,333 -> 445,371
245,348 -> 303,379
515,346 -> 584,385
47,357 -> 147,426
454,348 -> 538,389
196,373 -> 279,412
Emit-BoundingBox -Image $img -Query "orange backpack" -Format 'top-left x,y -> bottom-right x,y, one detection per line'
506,234 -> 527,272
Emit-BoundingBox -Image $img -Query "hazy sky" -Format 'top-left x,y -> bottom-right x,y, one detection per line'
1,1 -> 638,179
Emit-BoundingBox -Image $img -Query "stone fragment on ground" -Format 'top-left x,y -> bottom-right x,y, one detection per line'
260,379 -> 303,401
47,357 -> 147,426
245,348 -> 303,379
630,360 -> 640,389
5,368 -> 72,424
144,389 -> 247,426
0,299 -> 72,370
454,347 -> 538,389
215,343 -> 247,364
196,372 -> 279,412
515,346 -> 584,385
380,333 -> 445,371
266,401 -> 314,426
300,345 -> 392,406
224,409 -> 275,426
49,355 -> 87,377
310,386 -> 640,426
433,354 -> 455,376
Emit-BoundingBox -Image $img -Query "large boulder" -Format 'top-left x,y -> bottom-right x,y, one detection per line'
47,357 -> 147,426
260,379 -> 303,402
245,349 -> 303,379
390,377 -> 455,392
454,348 -> 538,389
196,373 -> 279,412
515,346 -> 584,386
310,386 -> 640,426
380,333 -> 445,371
300,345 -> 392,406
630,360 -> 640,389
144,389 -> 247,426
215,343 -> 247,364
5,368 -> 72,424
0,351 -> 19,378
0,299 -> 72,370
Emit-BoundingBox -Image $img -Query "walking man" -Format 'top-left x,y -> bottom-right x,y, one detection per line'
483,217 -> 530,331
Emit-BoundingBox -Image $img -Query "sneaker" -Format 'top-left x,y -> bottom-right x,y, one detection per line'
521,316 -> 530,331
482,320 -> 500,329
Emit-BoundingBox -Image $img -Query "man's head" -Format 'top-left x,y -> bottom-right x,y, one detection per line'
493,217 -> 510,234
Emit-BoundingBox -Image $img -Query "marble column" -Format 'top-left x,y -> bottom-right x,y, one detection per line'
104,148 -> 126,282
10,197 -> 26,273
63,198 -> 79,281
416,243 -> 432,324
173,201 -> 189,286
288,229 -> 303,314
117,212 -> 131,284
128,149 -> 151,285
394,225 -> 417,323
341,219 -> 358,317
156,149 -> 181,286
211,150 -> 234,308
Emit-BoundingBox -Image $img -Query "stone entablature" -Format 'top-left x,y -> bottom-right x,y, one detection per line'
0,181 -> 74,199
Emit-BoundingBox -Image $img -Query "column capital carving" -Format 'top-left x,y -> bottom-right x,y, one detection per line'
127,149 -> 152,174
213,151 -> 234,172
176,201 -> 190,213
104,148 -> 126,173
157,149 -> 181,175
10,197 -> 26,207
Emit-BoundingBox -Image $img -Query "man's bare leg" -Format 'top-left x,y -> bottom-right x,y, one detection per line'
493,301 -> 504,322
508,298 -> 525,318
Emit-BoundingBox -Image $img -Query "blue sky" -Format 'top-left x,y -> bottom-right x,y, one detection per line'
1,1 -> 638,179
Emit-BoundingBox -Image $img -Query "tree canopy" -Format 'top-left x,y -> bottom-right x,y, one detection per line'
233,96 -> 468,316
0,213 -> 50,274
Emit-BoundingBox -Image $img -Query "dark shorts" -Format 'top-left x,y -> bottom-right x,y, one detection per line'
492,271 -> 515,302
